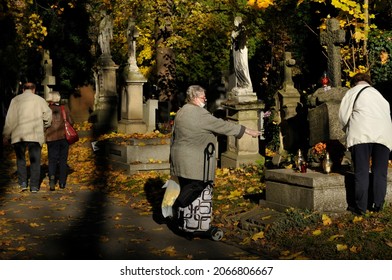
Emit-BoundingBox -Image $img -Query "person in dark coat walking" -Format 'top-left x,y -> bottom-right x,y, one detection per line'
45,92 -> 74,191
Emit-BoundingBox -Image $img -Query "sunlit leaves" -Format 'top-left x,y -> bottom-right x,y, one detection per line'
353,216 -> 363,223
336,244 -> 348,251
251,231 -> 265,240
312,229 -> 322,236
322,214 -> 332,226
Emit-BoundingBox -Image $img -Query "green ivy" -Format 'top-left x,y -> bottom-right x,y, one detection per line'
369,30 -> 392,85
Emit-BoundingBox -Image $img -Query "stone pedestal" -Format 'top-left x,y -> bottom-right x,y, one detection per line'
221,98 -> 264,168
94,55 -> 119,133
105,138 -> 170,174
264,168 -> 392,212
118,66 -> 147,134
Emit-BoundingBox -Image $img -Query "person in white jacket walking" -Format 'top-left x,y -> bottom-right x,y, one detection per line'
2,82 -> 52,193
339,73 -> 392,215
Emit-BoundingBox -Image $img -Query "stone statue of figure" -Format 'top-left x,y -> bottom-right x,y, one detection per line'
127,18 -> 139,68
98,11 -> 113,56
231,16 -> 252,91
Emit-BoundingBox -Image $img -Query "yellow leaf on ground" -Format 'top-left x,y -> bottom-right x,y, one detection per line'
228,189 -> 242,199
240,237 -> 251,245
328,234 -> 344,241
353,216 -> 363,223
312,229 -> 322,236
336,244 -> 348,251
161,246 -> 177,256
29,222 -> 40,228
16,246 -> 27,252
251,231 -> 265,241
350,246 -> 359,253
322,214 -> 332,226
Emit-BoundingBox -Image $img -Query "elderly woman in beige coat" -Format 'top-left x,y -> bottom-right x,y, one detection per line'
170,85 -> 260,188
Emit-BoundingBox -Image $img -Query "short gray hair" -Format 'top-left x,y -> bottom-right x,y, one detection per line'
185,85 -> 205,103
47,91 -> 61,103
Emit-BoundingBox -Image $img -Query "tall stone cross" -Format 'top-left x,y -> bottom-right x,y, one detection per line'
278,52 -> 301,120
320,18 -> 345,87
41,49 -> 56,100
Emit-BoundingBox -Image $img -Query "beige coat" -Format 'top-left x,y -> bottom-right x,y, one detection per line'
3,90 -> 52,146
170,103 -> 245,181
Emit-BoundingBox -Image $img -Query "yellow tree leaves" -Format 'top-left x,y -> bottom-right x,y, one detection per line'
248,0 -> 275,10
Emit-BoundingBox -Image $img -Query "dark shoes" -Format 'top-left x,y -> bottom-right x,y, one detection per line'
59,184 -> 66,189
370,205 -> 383,213
30,187 -> 39,193
347,206 -> 366,216
49,180 -> 56,191
20,182 -> 28,192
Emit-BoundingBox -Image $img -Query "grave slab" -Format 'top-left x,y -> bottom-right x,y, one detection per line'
264,168 -> 392,213
105,138 -> 170,174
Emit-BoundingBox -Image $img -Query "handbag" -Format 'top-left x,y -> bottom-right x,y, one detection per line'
175,180 -> 207,208
60,105 -> 79,145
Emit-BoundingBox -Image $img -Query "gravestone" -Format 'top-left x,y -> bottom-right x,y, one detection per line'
118,18 -> 148,134
307,17 -> 348,148
307,87 -> 348,146
320,18 -> 345,87
94,11 -> 119,133
272,52 -> 302,158
263,168 -> 392,212
41,50 -> 56,100
221,17 -> 264,168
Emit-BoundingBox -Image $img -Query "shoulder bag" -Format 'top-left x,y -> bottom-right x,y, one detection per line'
60,105 -> 79,145
342,85 -> 371,133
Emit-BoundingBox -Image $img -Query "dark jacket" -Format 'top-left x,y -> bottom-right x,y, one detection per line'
45,103 -> 73,142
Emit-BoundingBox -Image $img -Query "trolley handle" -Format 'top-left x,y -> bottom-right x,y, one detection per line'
203,142 -> 215,183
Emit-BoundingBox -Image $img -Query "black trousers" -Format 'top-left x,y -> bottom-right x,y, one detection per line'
14,141 -> 42,188
350,143 -> 390,212
47,139 -> 69,185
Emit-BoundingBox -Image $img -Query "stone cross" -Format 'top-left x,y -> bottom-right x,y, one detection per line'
320,18 -> 345,87
282,52 -> 296,90
41,49 -> 56,100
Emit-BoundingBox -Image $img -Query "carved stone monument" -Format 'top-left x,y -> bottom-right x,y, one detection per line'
94,12 -> 119,133
308,18 -> 348,147
271,52 -> 302,162
118,18 -> 148,134
320,18 -> 346,87
41,50 -> 56,100
277,52 -> 301,120
221,17 -> 264,168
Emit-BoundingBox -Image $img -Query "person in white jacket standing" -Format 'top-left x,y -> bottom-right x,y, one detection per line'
339,73 -> 392,215
2,82 -> 52,193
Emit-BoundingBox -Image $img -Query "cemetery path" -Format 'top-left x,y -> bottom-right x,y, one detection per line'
0,182 -> 265,260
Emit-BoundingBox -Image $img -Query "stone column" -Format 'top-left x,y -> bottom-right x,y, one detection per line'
221,91 -> 264,168
118,18 -> 147,134
118,69 -> 147,134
